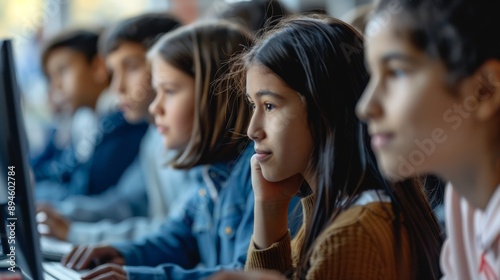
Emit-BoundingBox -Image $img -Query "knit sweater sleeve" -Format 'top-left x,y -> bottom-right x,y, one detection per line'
244,231 -> 293,275
305,218 -> 383,280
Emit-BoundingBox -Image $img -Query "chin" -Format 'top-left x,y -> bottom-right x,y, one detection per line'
378,159 -> 413,182
261,168 -> 288,183
123,112 -> 141,124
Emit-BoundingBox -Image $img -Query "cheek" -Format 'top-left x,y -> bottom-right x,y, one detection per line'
388,80 -> 435,136
169,96 -> 194,132
130,74 -> 150,102
64,74 -> 80,97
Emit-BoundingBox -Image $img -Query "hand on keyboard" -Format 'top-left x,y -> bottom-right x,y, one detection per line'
62,245 -> 125,270
37,204 -> 71,241
81,264 -> 127,280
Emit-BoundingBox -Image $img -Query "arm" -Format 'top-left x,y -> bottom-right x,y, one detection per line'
304,226 -> 382,280
66,170 -> 197,244
245,231 -> 293,273
110,189 -> 200,268
68,217 -> 164,245
57,158 -> 148,222
115,183 -> 257,280
244,155 -> 303,274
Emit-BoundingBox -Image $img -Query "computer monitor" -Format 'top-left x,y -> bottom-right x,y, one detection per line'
0,39 -> 44,279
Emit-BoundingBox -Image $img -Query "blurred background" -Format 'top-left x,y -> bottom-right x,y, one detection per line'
0,0 -> 370,155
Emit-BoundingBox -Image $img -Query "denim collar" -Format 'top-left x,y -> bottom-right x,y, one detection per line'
202,141 -> 253,200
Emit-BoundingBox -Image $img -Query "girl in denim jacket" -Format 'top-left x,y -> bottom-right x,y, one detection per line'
61,21 -> 260,280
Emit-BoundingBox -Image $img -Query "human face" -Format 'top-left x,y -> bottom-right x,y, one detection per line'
149,58 -> 195,150
356,15 -> 478,181
45,48 -> 97,113
106,42 -> 154,123
246,64 -> 313,182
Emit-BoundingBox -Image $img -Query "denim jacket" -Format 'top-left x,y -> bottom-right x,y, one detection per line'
111,142 -> 255,280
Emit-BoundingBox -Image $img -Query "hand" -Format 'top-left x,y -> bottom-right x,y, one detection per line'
251,154 -> 304,203
81,264 -> 127,280
251,155 -> 304,249
62,245 -> 125,270
209,270 -> 286,280
36,204 -> 70,241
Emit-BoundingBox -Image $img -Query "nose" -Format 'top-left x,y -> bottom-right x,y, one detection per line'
148,92 -> 165,117
110,71 -> 126,95
356,78 -> 383,122
247,110 -> 265,142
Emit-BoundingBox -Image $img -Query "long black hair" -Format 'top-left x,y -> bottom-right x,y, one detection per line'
237,14 -> 443,279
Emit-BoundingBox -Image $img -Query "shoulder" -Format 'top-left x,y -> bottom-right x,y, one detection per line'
311,202 -> 398,261
306,203 -> 398,279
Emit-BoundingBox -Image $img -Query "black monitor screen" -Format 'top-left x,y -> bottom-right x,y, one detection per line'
0,39 -> 44,280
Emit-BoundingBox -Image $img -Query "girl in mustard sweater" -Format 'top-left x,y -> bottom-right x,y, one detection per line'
213,15 -> 443,280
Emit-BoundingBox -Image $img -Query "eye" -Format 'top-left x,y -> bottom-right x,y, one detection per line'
161,88 -> 176,95
264,103 -> 275,112
388,67 -> 408,78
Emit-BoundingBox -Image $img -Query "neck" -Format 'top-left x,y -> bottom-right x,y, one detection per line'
441,153 -> 500,210
88,84 -> 108,110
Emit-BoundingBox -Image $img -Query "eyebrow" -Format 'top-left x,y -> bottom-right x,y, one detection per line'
154,81 -> 180,88
245,90 -> 285,100
122,56 -> 144,65
381,52 -> 417,64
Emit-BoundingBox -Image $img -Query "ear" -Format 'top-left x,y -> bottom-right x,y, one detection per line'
91,55 -> 109,85
470,60 -> 500,122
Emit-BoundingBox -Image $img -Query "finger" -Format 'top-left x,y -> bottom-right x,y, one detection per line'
250,154 -> 262,171
62,246 -> 81,266
36,211 -> 48,223
65,246 -> 90,269
37,223 -> 51,236
81,265 -> 126,280
91,271 -> 127,280
250,154 -> 265,182
75,247 -> 100,270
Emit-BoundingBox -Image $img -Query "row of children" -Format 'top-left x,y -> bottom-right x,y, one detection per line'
32,0 -> 499,279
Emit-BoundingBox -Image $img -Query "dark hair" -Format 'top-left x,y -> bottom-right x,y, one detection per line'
41,29 -> 100,75
237,15 -> 442,279
99,13 -> 181,56
213,0 -> 289,34
148,20 -> 254,169
373,0 -> 500,83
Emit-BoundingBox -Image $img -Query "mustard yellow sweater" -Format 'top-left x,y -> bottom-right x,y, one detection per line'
245,195 -> 411,279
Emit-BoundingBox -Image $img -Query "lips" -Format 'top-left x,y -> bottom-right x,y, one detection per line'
118,102 -> 131,112
255,149 -> 272,162
156,124 -> 168,134
370,133 -> 395,150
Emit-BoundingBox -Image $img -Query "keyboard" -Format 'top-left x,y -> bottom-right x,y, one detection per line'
40,237 -> 74,262
43,262 -> 85,280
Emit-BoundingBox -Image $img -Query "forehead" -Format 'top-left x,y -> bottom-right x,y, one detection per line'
246,64 -> 291,93
106,42 -> 146,64
364,16 -> 425,63
46,47 -> 86,68
151,58 -> 192,84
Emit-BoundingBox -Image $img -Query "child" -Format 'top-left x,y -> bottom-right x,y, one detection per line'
221,15 -> 442,279
356,0 -> 500,279
35,29 -> 148,203
37,13 -> 199,245
61,21 -> 258,280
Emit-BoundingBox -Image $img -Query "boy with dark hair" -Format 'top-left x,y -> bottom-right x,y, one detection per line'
34,28 -> 148,204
